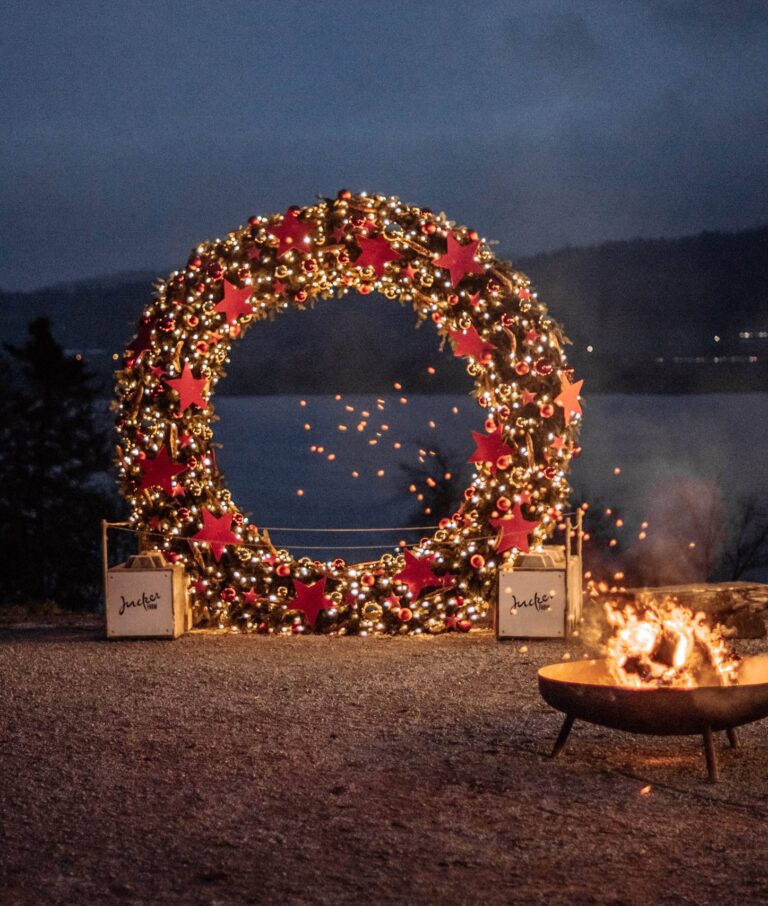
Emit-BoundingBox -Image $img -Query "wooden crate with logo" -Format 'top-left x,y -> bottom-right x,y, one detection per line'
496,515 -> 583,639
106,553 -> 189,639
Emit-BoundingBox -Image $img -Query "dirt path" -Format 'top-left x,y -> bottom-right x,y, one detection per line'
2,625 -> 768,905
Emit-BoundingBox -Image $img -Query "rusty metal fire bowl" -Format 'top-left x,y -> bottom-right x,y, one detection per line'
538,655 -> 768,782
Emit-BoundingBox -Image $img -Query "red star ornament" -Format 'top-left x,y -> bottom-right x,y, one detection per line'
126,320 -> 153,364
449,325 -> 497,361
271,210 -> 316,257
216,280 -> 254,324
554,375 -> 584,426
393,550 -> 450,597
352,216 -> 377,235
468,427 -> 515,475
353,234 -> 402,278
525,328 -> 539,343
521,390 -> 537,406
190,509 -> 241,563
243,587 -> 260,606
551,435 -> 566,451
433,232 -> 484,287
138,448 -> 185,498
490,503 -> 540,554
165,363 -> 208,413
331,224 -> 347,242
291,577 -> 333,628
383,594 -> 401,610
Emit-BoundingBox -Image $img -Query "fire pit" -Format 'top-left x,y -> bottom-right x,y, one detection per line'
539,598 -> 768,782
539,655 -> 768,782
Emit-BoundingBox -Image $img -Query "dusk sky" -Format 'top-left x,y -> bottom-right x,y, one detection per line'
3,0 -> 768,290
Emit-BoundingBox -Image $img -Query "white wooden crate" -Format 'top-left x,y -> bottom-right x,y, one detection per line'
496,538 -> 583,639
106,553 -> 189,639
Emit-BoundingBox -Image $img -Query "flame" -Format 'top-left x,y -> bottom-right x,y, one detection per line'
604,597 -> 739,688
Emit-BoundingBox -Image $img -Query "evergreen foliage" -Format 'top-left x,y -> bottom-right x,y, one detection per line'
0,318 -> 122,609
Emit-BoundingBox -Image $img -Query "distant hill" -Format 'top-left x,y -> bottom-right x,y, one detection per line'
2,225 -> 767,393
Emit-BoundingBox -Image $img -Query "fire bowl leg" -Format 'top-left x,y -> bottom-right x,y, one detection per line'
726,727 -> 740,749
550,714 -> 575,758
702,727 -> 719,784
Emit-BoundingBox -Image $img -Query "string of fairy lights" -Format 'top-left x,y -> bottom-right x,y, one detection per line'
114,190 -> 583,634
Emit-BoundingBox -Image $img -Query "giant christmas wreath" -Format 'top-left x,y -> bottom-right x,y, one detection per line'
114,191 -> 583,634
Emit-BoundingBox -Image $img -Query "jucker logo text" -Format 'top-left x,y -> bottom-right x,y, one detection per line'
509,590 -> 552,613
119,590 -> 161,615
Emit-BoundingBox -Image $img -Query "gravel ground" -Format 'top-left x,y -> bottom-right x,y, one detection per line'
2,624 -> 768,906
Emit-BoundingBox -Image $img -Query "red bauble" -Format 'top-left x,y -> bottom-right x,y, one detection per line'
535,358 -> 553,376
470,554 -> 485,570
497,496 -> 512,512
399,608 -> 413,622
457,619 -> 473,633
361,573 -> 375,587
276,564 -> 291,578
220,586 -> 237,603
539,403 -> 555,418
514,361 -> 530,376
496,455 -> 512,471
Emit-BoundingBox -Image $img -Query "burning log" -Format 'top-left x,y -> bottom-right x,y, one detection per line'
604,597 -> 739,689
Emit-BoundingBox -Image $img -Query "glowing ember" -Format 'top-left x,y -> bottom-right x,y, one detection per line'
604,597 -> 739,688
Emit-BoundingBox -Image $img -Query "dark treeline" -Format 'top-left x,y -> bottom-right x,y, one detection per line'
1,225 -> 767,394
0,319 -> 124,609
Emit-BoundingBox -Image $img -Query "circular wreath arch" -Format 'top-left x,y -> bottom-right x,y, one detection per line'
114,191 -> 583,635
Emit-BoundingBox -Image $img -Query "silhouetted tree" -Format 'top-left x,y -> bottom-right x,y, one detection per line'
0,318 -> 121,609
713,492 -> 768,580
399,443 -> 469,525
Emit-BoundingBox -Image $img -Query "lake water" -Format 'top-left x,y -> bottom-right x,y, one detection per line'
212,393 -> 768,564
